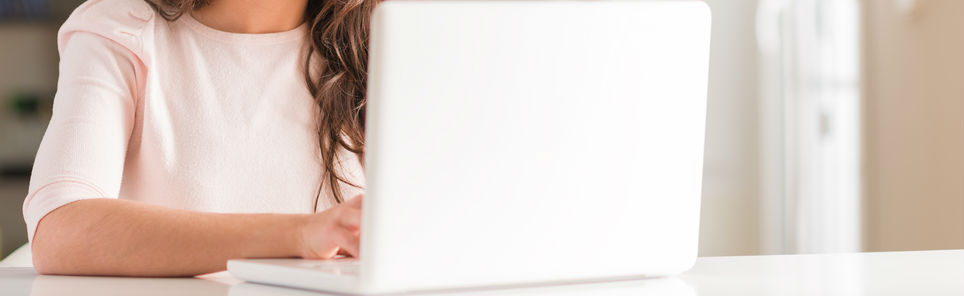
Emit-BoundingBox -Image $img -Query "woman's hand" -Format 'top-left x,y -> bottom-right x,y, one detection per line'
298,195 -> 364,259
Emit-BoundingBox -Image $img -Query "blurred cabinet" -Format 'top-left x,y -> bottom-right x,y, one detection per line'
0,177 -> 28,258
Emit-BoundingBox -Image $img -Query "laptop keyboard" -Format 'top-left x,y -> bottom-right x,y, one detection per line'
296,258 -> 360,276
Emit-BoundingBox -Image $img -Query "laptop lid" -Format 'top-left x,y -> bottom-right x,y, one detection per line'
362,0 -> 711,292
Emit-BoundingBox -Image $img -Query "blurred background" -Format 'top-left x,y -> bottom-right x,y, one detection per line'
0,0 -> 961,259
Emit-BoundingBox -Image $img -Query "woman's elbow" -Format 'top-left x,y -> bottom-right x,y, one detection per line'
31,251 -> 61,275
29,204 -> 88,275
31,234 -> 68,275
30,221 -> 76,275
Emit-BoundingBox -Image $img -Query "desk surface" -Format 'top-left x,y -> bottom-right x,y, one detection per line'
0,250 -> 960,296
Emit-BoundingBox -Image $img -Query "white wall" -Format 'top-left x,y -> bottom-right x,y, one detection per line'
699,0 -> 964,256
698,0 -> 762,256
861,0 -> 964,251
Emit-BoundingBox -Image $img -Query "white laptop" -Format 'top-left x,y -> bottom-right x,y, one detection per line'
228,1 -> 711,294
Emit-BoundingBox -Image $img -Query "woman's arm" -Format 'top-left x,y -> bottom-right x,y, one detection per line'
31,196 -> 362,277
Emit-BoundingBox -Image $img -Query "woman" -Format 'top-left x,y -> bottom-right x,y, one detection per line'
24,0 -> 376,276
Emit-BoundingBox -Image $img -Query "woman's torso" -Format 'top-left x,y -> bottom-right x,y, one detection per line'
120,11 -> 363,213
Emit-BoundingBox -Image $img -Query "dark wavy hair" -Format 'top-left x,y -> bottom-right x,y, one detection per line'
144,0 -> 376,207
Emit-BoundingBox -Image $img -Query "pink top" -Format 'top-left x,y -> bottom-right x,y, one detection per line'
23,0 -> 365,240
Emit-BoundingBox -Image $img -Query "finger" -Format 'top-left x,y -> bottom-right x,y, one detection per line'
337,248 -> 351,256
344,194 -> 364,209
302,240 -> 339,260
334,227 -> 360,258
302,230 -> 340,260
338,207 -> 362,231
316,247 -> 339,260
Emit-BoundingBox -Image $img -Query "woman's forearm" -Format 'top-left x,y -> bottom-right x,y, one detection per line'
31,198 -> 308,276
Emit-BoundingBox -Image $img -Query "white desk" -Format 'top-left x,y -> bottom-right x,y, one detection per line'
0,250 -> 960,296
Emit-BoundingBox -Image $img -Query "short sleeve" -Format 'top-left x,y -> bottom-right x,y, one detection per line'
22,0 -> 153,240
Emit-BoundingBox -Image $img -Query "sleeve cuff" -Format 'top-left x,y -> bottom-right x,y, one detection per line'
23,180 -> 108,241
